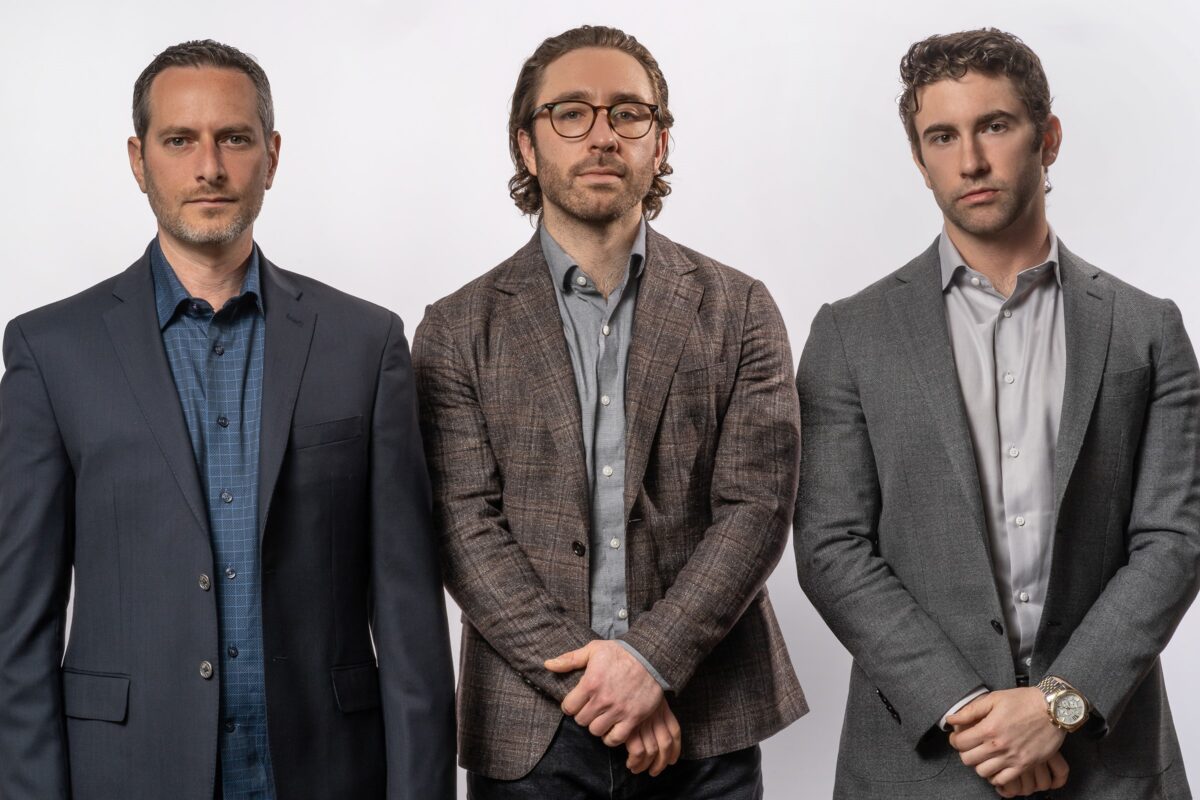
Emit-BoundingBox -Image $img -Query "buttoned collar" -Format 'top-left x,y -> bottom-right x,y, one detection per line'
938,226 -> 1062,293
540,217 -> 648,294
151,237 -> 264,329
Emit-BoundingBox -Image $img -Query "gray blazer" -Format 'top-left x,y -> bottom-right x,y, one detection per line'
795,239 -> 1198,799
0,247 -> 456,800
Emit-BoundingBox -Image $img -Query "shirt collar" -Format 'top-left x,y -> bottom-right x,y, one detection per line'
150,237 -> 264,329
540,217 -> 647,293
938,226 -> 1061,291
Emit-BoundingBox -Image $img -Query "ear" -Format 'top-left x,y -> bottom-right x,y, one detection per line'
1040,114 -> 1062,169
653,127 -> 668,171
518,128 -> 538,177
265,131 -> 282,190
128,136 -> 148,193
911,144 -> 933,190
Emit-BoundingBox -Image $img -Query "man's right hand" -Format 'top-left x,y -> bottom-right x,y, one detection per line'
623,698 -> 682,777
993,752 -> 1069,797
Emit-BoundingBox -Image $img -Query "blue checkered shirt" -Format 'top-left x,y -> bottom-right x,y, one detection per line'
151,239 -> 275,799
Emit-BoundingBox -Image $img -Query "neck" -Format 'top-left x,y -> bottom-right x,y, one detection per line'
945,200 -> 1050,297
541,204 -> 641,297
158,228 -> 254,309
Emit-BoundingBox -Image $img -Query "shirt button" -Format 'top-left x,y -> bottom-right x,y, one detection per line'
225,567 -> 237,580
602,465 -> 614,477
1003,309 -> 1013,318
1019,591 -> 1031,603
213,343 -> 225,356
224,720 -> 236,733
1015,516 -> 1026,527
1003,372 -> 1015,384
198,573 -> 211,591
228,646 -> 239,659
1024,656 -> 1033,667
970,276 -> 981,287
220,490 -> 233,504
1008,446 -> 1020,458
575,275 -> 587,287
217,415 -> 230,428
602,324 -> 611,336
617,608 -> 629,620
609,537 -> 621,549
601,395 -> 611,406
199,661 -> 214,679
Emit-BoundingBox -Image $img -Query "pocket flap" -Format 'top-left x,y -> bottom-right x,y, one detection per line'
330,662 -> 381,713
62,670 -> 130,722
290,415 -> 363,450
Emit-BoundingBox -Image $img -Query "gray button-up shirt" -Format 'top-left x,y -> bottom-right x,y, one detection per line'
940,230 -> 1065,673
540,221 -> 668,688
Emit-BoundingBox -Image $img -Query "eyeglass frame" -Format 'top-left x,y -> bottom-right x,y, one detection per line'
529,100 -> 661,140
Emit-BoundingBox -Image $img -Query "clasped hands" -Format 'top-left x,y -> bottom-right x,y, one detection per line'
544,641 -> 682,776
947,687 -> 1069,798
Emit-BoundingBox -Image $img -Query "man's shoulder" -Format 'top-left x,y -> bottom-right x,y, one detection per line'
9,269 -> 128,344
1060,245 -> 1174,317
420,236 -> 543,325
267,261 -> 396,333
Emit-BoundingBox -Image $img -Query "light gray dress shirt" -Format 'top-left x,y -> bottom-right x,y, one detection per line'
540,220 -> 669,689
940,230 -> 1065,675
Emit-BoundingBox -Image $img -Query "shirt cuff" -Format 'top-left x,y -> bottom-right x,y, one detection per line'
941,687 -> 988,731
617,640 -> 671,692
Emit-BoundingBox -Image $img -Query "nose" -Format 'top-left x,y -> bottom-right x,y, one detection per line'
196,137 -> 227,183
585,110 -> 618,152
959,135 -> 989,178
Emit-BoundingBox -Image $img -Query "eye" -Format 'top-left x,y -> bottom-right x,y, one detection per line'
985,121 -> 1008,133
166,136 -> 188,147
224,134 -> 251,146
929,133 -> 953,145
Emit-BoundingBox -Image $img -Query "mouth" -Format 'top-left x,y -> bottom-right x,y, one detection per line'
186,197 -> 236,207
959,188 -> 999,204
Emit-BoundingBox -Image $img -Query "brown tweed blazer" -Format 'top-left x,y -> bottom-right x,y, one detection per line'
412,226 -> 807,780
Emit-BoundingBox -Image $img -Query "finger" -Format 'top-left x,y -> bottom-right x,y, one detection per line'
1032,761 -> 1051,791
545,645 -> 591,673
959,742 -> 1000,768
587,709 -> 619,739
665,708 -> 682,765
1047,753 -> 1070,789
649,715 -> 672,776
989,765 -> 1025,787
602,718 -> 636,748
949,725 -> 989,753
561,683 -> 591,717
630,725 -> 659,775
947,696 -> 991,728
625,728 -> 650,774
1018,769 -> 1035,796
974,755 -> 1008,780
995,779 -> 1021,799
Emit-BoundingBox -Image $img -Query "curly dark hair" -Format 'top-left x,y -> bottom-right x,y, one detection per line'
133,40 -> 273,145
507,25 -> 675,219
899,28 -> 1052,160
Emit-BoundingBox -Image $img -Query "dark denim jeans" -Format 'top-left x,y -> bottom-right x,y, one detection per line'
468,717 -> 763,800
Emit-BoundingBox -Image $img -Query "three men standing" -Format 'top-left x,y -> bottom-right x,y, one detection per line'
0,41 -> 455,799
795,28 -> 1198,799
413,24 -> 806,799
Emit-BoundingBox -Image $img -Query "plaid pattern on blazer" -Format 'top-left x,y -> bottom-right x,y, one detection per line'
413,226 -> 807,780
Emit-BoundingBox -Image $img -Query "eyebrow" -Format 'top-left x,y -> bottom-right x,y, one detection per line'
155,124 -> 257,138
920,109 -> 1018,138
544,90 -> 653,106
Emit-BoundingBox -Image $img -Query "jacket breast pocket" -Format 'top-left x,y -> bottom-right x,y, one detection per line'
290,415 -> 363,450
669,361 -> 726,395
1099,364 -> 1151,398
62,669 -> 130,723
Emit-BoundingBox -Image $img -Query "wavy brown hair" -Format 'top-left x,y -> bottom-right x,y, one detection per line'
508,25 -> 675,219
899,28 -> 1052,162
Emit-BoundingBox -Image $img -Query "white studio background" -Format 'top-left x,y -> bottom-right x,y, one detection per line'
2,0 -> 1197,795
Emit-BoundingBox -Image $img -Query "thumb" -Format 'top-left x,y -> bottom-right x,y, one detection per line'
544,644 -> 591,673
947,694 -> 991,727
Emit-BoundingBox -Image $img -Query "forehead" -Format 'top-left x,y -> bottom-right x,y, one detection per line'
914,70 -> 1026,125
536,47 -> 654,103
146,66 -> 259,129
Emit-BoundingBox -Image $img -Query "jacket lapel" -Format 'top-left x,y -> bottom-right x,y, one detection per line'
623,228 -> 704,516
256,256 -> 317,542
1053,245 -> 1112,517
103,251 -> 209,538
493,236 -> 590,523
886,240 -> 988,544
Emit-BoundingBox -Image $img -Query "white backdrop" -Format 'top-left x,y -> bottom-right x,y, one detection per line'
2,0 -> 1197,795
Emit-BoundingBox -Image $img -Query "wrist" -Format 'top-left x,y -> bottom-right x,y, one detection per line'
1036,675 -> 1090,733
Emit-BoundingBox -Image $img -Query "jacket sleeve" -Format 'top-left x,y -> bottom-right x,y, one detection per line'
1045,300 -> 1200,733
0,318 -> 74,798
412,303 -> 597,703
793,303 -> 986,748
618,280 -> 800,691
368,313 -> 457,800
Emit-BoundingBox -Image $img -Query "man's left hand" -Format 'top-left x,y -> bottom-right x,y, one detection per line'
948,687 -> 1067,787
546,641 -> 663,745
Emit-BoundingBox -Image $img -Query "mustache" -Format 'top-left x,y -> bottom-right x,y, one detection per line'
571,157 -> 627,178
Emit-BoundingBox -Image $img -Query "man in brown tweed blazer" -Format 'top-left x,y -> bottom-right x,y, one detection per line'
412,24 -> 806,800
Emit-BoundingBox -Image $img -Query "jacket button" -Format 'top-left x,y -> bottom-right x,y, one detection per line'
572,541 -> 586,557
990,619 -> 1004,635
199,661 -> 214,680
198,574 -> 211,591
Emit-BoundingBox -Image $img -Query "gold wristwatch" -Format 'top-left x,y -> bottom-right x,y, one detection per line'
1036,676 -> 1090,733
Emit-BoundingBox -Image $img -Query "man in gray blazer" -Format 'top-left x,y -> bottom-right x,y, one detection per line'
0,40 -> 454,799
795,28 -> 1198,800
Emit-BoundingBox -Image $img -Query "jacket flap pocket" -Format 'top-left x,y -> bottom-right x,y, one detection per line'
62,670 -> 130,722
1101,364 -> 1151,397
330,662 -> 381,714
291,415 -> 363,450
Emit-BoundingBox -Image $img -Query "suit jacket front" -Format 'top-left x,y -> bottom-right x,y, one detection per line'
0,246 -> 456,800
795,239 -> 1199,799
413,227 -> 807,779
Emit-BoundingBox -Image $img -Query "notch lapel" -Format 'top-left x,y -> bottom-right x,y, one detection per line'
886,242 -> 988,544
256,258 -> 316,542
494,237 -> 590,524
104,253 -> 209,538
1053,246 -> 1112,517
623,229 -> 704,516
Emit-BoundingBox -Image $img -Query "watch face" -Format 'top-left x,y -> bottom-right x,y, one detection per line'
1055,693 -> 1086,726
